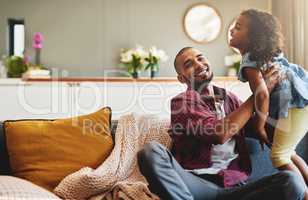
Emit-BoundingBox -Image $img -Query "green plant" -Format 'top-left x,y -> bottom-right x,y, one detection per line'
121,54 -> 145,74
120,45 -> 147,77
120,45 -> 168,78
233,61 -> 240,73
225,54 -> 242,74
145,53 -> 159,72
4,56 -> 28,78
144,46 -> 168,72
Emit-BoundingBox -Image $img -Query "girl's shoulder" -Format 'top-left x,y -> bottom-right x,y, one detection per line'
240,52 -> 258,68
238,52 -> 258,82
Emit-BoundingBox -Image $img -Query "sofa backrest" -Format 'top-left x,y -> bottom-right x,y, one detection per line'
1,120 -> 308,179
0,122 -> 11,175
111,120 -> 118,141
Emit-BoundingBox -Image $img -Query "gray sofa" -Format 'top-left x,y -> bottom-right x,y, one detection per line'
0,120 -> 307,194
105,121 -> 308,184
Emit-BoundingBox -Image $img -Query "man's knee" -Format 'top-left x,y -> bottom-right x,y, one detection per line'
138,141 -> 164,160
137,141 -> 167,171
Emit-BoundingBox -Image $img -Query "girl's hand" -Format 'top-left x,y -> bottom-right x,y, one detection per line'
256,126 -> 271,150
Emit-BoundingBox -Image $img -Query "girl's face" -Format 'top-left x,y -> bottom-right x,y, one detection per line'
229,15 -> 250,53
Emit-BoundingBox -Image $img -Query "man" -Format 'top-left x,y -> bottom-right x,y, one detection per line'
137,47 -> 306,200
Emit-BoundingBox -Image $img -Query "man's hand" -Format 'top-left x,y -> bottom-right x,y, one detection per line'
262,64 -> 286,92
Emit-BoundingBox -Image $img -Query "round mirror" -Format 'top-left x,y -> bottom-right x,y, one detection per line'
227,19 -> 240,54
183,3 -> 222,44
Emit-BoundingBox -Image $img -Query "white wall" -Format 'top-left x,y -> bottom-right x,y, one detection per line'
0,0 -> 270,76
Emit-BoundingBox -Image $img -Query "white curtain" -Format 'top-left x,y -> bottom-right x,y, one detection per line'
272,0 -> 308,69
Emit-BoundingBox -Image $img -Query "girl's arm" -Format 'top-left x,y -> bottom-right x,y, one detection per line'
243,67 -> 270,145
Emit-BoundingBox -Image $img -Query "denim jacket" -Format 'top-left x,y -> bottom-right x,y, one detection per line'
238,52 -> 308,119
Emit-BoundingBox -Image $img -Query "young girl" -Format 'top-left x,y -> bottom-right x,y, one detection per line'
229,9 -> 308,190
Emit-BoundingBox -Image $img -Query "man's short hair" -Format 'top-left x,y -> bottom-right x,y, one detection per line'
174,47 -> 193,74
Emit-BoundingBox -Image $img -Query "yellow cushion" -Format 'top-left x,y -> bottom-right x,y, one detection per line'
4,107 -> 114,191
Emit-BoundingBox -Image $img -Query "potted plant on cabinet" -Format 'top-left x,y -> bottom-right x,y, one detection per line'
120,45 -> 147,78
144,46 -> 168,78
4,55 -> 28,78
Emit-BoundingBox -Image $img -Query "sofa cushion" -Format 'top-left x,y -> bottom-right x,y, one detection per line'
4,107 -> 114,191
0,176 -> 60,199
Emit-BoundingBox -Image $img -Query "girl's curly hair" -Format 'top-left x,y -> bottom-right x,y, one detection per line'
241,9 -> 284,66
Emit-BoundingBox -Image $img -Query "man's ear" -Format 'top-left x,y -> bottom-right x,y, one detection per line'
177,74 -> 185,83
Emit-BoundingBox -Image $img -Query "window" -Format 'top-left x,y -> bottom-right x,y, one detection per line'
8,19 -> 25,57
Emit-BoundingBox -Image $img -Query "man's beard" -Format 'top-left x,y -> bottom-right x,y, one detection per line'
191,72 -> 214,92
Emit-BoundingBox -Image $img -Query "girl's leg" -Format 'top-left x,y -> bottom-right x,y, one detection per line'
271,106 -> 308,199
292,154 -> 308,185
277,160 -> 306,185
276,158 -> 308,200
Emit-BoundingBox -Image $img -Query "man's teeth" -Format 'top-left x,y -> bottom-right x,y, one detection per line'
197,71 -> 207,76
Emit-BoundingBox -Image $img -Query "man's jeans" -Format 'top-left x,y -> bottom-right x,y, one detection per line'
137,141 -> 306,200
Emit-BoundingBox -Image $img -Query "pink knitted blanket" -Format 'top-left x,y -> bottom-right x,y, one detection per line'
54,114 -> 172,200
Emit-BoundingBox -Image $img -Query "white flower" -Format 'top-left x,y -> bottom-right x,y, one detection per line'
224,54 -> 241,66
224,55 -> 234,66
231,54 -> 242,63
120,49 -> 133,63
149,46 -> 168,62
149,46 -> 159,57
119,45 -> 168,73
134,44 -> 148,59
158,49 -> 169,62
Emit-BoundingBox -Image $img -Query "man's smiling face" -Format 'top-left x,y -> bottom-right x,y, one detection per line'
175,48 -> 213,85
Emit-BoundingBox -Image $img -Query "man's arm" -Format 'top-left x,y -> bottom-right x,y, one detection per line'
214,96 -> 254,144
170,66 -> 282,145
170,92 -> 254,145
